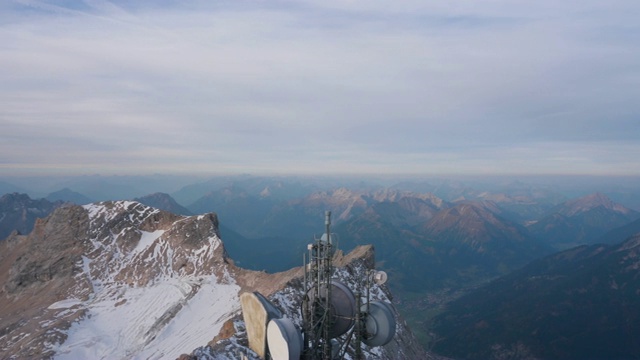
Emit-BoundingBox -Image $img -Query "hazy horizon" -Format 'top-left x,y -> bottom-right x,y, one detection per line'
3,172 -> 640,202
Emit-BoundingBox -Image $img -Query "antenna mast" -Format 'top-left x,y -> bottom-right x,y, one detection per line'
297,211 -> 395,360
244,211 -> 396,360
303,211 -> 334,359
322,211 -> 333,359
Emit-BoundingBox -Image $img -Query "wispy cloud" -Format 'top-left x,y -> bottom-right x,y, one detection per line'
1,0 -> 639,175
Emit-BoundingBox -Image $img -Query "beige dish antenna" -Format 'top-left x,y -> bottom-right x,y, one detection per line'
373,270 -> 388,285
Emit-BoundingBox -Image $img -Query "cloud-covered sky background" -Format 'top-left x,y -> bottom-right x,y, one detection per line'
1,0 -> 639,176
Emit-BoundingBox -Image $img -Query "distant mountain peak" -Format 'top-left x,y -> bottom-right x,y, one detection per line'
437,202 -> 497,222
371,189 -> 445,207
329,187 -> 363,200
561,192 -> 631,217
424,202 -> 525,246
46,187 -> 93,205
0,193 -> 64,240
529,193 -> 640,249
259,186 -> 271,197
134,192 -> 192,216
301,188 -> 368,220
1,192 -> 31,203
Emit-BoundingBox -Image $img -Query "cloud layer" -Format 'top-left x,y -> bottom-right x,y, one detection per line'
1,0 -> 639,175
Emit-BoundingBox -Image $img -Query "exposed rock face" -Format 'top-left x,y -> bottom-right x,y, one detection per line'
5,205 -> 88,294
0,205 -> 90,358
0,192 -> 65,240
0,201 -> 428,359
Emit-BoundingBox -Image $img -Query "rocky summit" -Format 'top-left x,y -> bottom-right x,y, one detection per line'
0,201 -> 426,359
0,193 -> 64,240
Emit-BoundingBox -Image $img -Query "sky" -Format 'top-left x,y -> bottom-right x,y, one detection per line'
1,0 -> 639,176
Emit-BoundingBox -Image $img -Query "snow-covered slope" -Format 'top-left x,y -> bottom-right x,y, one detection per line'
54,276 -> 239,359
0,201 -> 244,359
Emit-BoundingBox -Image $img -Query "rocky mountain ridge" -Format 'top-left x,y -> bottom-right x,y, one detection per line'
135,192 -> 194,216
334,199 -> 551,293
559,192 -> 634,217
0,193 -> 64,240
0,201 -> 426,359
430,233 -> 640,359
528,193 -> 640,249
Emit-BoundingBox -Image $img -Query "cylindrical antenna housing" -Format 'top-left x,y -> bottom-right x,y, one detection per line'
325,211 -> 331,245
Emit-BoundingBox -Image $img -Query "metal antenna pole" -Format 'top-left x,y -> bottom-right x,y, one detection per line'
302,252 -> 309,358
323,211 -> 332,360
354,290 -> 363,360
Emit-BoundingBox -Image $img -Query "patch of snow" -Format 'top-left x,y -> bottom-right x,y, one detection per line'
82,203 -> 103,220
139,276 -> 241,359
130,230 -> 165,259
48,299 -> 83,310
53,274 -> 240,360
79,255 -> 102,294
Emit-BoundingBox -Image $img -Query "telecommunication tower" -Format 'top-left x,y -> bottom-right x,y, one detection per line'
241,211 -> 395,360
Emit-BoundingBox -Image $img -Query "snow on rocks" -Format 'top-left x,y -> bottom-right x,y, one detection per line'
38,201 -> 239,359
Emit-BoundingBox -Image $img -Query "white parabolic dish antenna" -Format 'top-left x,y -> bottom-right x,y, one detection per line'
362,300 -> 396,347
306,280 -> 357,338
373,270 -> 388,285
267,317 -> 302,360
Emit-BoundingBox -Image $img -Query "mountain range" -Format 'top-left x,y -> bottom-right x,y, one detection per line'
3,185 -> 637,294
0,201 -> 426,359
3,175 -> 640,358
528,192 -> 640,249
336,199 -> 551,293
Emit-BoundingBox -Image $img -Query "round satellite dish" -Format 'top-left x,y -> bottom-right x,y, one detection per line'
306,280 -> 356,338
373,271 -> 388,285
267,317 -> 302,360
361,301 -> 396,347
